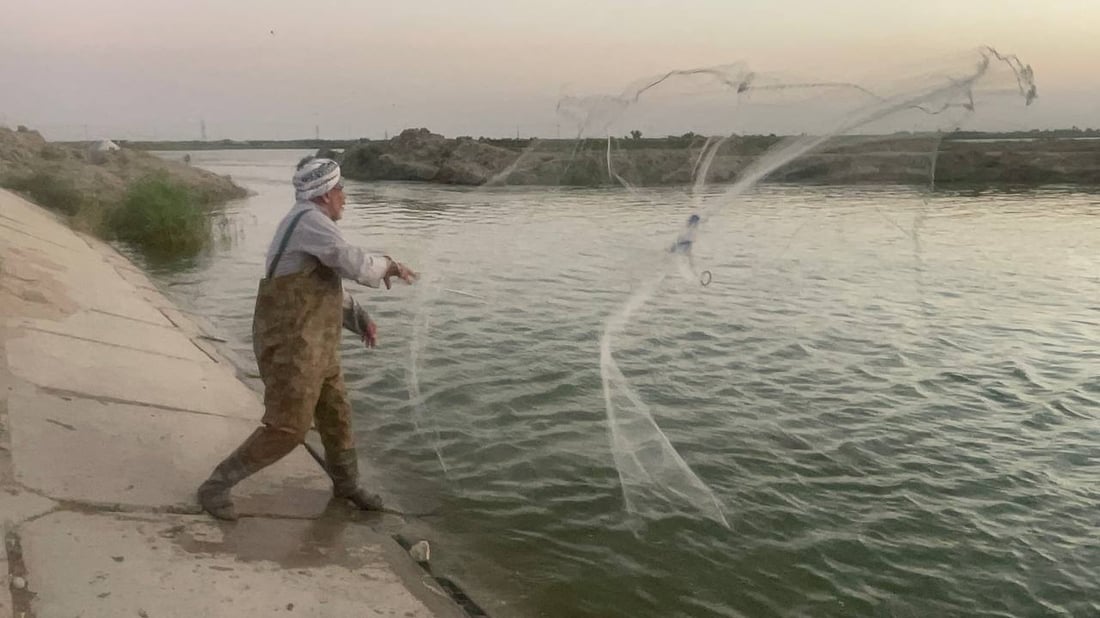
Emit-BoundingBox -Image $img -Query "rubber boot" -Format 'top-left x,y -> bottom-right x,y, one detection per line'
327,449 -> 384,511
196,452 -> 253,521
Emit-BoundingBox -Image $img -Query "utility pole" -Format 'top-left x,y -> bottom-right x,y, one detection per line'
200,118 -> 207,141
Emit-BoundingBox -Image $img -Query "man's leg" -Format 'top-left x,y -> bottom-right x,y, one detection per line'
314,369 -> 384,511
197,425 -> 301,520
198,367 -> 319,520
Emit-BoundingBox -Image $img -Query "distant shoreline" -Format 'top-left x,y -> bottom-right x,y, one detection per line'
72,127 -> 1100,188
76,128 -> 1100,152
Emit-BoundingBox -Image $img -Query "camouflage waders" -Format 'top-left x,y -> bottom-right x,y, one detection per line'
198,209 -> 383,520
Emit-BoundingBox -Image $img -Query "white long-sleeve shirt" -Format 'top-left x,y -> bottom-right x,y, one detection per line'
265,201 -> 390,285
265,201 -> 388,334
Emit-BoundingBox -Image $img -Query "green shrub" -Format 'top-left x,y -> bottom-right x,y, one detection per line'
108,175 -> 210,256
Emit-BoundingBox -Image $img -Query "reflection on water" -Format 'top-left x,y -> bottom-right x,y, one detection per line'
142,150 -> 1100,617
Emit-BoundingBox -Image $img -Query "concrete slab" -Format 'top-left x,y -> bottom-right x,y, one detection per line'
21,511 -> 461,618
8,387 -> 333,517
0,218 -> 83,256
0,194 -> 90,254
186,335 -> 224,364
0,244 -> 80,322
1,234 -> 170,327
6,328 -> 261,419
0,563 -> 8,618
8,311 -> 211,364
0,489 -> 56,531
26,243 -> 173,326
0,488 -> 55,616
111,262 -> 160,293
157,304 -> 223,339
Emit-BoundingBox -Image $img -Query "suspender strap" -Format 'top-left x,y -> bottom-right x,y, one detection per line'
266,209 -> 311,280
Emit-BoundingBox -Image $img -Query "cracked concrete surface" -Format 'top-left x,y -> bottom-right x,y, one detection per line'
0,189 -> 466,618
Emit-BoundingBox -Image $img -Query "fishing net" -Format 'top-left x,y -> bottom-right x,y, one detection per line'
400,47 -> 1036,527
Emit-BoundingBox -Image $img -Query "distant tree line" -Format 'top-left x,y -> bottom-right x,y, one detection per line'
946,127 -> 1100,140
106,127 -> 1100,152
114,138 -> 364,151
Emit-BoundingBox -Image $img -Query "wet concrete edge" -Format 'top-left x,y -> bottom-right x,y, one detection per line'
81,233 -> 488,617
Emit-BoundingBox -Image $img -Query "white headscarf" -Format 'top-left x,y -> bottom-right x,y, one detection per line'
293,157 -> 341,201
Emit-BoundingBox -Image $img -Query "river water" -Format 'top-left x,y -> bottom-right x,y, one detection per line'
145,149 -> 1100,617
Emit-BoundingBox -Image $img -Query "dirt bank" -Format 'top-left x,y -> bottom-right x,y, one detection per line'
339,128 -> 1100,188
0,126 -> 247,231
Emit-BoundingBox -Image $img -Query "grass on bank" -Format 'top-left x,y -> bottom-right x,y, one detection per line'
109,175 -> 211,256
3,172 -> 217,258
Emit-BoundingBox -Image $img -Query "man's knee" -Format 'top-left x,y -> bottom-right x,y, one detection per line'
235,424 -> 306,470
261,397 -> 318,439
264,422 -> 310,444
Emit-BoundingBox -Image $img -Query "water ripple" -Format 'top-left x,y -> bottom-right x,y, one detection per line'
146,168 -> 1100,618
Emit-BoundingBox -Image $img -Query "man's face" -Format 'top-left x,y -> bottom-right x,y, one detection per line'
321,183 -> 346,220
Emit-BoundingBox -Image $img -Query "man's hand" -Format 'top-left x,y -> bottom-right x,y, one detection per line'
382,257 -> 418,290
362,318 -> 378,349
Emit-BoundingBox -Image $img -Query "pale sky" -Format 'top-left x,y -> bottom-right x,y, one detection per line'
2,0 -> 1096,140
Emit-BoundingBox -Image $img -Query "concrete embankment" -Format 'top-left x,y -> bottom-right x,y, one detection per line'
0,188 -> 466,617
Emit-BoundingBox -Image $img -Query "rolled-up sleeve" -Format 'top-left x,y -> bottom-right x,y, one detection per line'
296,210 -> 390,287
